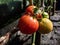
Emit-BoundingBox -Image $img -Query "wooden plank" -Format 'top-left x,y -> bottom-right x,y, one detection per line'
53,22 -> 60,27
50,16 -> 60,21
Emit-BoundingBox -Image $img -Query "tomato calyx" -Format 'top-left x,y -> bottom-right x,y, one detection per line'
34,8 -> 38,14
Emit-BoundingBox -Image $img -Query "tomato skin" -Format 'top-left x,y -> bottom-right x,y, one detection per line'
39,18 -> 53,34
26,5 -> 36,15
36,14 -> 42,19
18,15 -> 39,34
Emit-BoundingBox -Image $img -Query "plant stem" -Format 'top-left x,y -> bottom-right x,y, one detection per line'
29,0 -> 33,5
32,32 -> 36,45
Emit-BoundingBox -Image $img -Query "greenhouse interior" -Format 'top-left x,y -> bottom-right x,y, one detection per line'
0,0 -> 60,45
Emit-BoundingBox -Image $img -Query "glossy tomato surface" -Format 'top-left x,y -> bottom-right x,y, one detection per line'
18,15 -> 39,34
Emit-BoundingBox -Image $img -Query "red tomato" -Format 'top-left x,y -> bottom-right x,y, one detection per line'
18,15 -> 39,34
35,9 -> 42,19
26,5 -> 37,15
36,13 -> 42,19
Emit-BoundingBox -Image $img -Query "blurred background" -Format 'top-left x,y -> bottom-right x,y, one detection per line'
0,0 -> 60,45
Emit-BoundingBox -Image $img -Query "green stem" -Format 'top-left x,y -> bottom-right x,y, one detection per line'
32,32 -> 36,45
36,0 -> 39,8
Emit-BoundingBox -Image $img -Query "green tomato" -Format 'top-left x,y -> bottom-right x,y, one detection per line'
42,12 -> 49,18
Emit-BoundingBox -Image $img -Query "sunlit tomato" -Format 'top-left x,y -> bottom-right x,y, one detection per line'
18,15 -> 39,34
26,5 -> 37,15
39,18 -> 53,34
42,12 -> 49,18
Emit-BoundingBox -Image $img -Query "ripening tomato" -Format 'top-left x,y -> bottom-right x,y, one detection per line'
39,18 -> 53,34
26,5 -> 37,15
35,9 -> 42,19
36,13 -> 42,19
18,14 -> 39,34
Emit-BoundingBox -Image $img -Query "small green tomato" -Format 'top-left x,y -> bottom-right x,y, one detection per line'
42,12 -> 49,18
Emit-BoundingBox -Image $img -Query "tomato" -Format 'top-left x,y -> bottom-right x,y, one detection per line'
26,5 -> 37,15
39,18 -> 53,34
36,13 -> 42,19
35,10 -> 42,19
42,12 -> 49,18
18,15 -> 39,34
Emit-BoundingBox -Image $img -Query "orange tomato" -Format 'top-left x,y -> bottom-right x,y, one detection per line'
18,14 -> 39,34
26,5 -> 37,15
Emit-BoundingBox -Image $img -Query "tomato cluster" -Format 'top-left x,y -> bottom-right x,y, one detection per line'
18,5 -> 53,34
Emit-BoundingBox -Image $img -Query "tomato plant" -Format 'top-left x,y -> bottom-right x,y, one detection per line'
18,14 -> 39,34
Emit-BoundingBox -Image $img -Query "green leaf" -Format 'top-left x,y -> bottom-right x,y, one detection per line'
34,8 -> 38,14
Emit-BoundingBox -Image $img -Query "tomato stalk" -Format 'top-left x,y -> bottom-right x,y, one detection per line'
32,32 -> 36,45
29,0 -> 33,5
